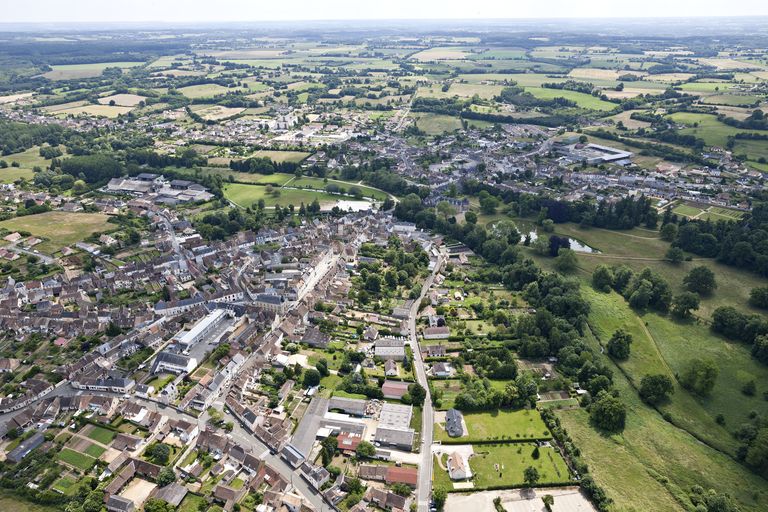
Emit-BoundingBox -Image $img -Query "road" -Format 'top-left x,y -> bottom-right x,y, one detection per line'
158,211 -> 188,273
5,242 -> 55,264
408,252 -> 444,512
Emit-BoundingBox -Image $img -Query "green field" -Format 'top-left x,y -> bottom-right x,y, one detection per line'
51,476 -> 79,495
0,212 -> 114,255
86,425 -> 117,445
413,113 -> 463,134
0,494 -> 59,512
524,87 -> 618,111
249,150 -> 311,163
224,182 -> 370,209
435,443 -> 571,490
178,83 -> 233,98
556,324 -> 768,512
671,204 -> 704,218
84,443 -> 106,458
668,111 -> 768,147
435,409 -> 551,442
42,61 -> 144,80
286,176 -> 389,200
58,448 -> 96,471
178,493 -> 207,512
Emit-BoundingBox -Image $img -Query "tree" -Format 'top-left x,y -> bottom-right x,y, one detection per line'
592,265 -> 614,292
72,179 -> 88,193
542,495 -> 555,512
554,248 -> 578,273
671,291 -> 700,319
156,467 -> 176,487
356,441 -> 376,458
590,392 -> 627,432
607,329 -> 632,360
315,359 -> 330,377
523,466 -> 540,487
433,488 -> 447,511
752,335 -> 768,364
683,266 -> 717,295
149,443 -> 170,465
408,383 -> 426,406
750,287 -> 768,309
665,246 -> 685,264
303,368 -> 321,388
320,435 -> 337,466
680,358 -> 719,396
639,374 -> 674,405
391,483 -> 412,496
660,223 -> 678,241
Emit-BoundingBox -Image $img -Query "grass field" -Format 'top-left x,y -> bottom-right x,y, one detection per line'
97,93 -> 147,107
178,83 -> 232,99
556,324 -> 768,512
668,111 -> 768,147
42,61 -> 144,80
58,448 -> 96,471
178,493 -> 207,512
224,182 -> 370,209
286,176 -> 389,200
51,476 -> 79,495
413,113 -> 463,134
0,494 -> 58,512
469,443 -> 571,488
86,425 -> 116,445
182,167 -> 295,185
0,212 -> 114,254
523,87 -> 618,111
435,409 -> 551,442
84,443 -> 106,458
55,104 -> 133,118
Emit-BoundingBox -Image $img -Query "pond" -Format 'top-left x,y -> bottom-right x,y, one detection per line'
524,230 -> 600,254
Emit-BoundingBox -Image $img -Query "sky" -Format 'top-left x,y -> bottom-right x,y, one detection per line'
3,0 -> 768,24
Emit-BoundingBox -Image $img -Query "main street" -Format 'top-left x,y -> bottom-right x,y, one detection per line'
409,251 -> 445,512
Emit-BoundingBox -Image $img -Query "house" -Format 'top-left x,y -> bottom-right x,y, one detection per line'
445,409 -> 464,438
384,359 -> 398,377
302,327 -> 330,348
386,466 -> 418,488
150,482 -> 188,508
0,358 -> 20,373
106,495 -> 135,512
381,380 -> 409,400
447,451 -> 471,480
431,362 -> 453,378
423,326 -> 450,340
426,344 -> 446,358
337,432 -> 363,454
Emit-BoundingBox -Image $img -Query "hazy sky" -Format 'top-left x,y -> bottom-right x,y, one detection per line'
3,0 -> 768,23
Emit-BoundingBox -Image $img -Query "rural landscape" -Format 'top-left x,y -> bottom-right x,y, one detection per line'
0,4 -> 767,512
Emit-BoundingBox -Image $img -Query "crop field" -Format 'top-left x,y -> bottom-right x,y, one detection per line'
435,409 -> 551,442
42,61 -> 144,80
183,167 -> 294,185
249,150 -> 311,163
700,94 -> 762,107
190,104 -> 245,120
469,443 -> 571,488
417,83 -> 503,100
178,83 -> 233,98
58,448 -> 96,471
97,93 -> 147,107
55,104 -> 133,118
410,48 -> 472,61
523,87 -> 618,111
0,212 -> 114,254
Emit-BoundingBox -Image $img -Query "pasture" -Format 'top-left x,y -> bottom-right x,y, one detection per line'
523,87 -> 618,111
98,93 -> 147,107
668,111 -> 768,147
413,113 -> 463,135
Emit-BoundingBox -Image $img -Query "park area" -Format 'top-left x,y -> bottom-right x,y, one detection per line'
0,211 -> 114,254
435,409 -> 551,443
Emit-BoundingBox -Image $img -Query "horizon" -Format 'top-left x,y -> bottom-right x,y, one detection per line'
3,0 -> 768,24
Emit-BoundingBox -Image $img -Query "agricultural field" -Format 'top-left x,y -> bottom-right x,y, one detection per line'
41,61 -> 145,80
248,150 -> 311,163
57,448 -> 97,471
412,113 -> 463,134
0,212 -> 114,254
523,87 -> 618,111
668,111 -> 768,147
97,93 -> 147,107
178,83 -> 233,98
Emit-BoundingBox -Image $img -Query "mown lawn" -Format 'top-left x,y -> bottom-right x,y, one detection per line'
58,448 -> 96,471
86,425 -> 116,445
434,409 -> 551,442
469,443 -> 571,488
224,183 -> 365,209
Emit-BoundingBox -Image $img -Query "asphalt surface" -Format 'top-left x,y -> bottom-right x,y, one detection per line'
410,253 -> 444,512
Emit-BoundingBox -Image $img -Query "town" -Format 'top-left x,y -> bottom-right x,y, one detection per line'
0,10 -> 767,512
